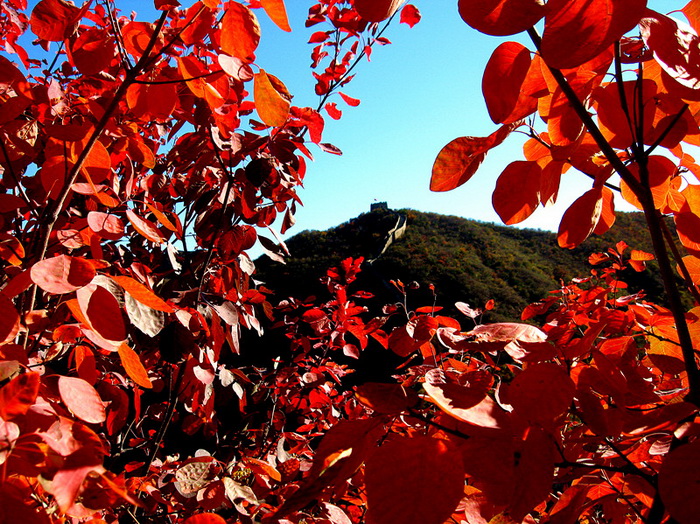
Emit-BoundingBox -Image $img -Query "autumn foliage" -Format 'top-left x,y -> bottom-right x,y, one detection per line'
2,0 -> 700,523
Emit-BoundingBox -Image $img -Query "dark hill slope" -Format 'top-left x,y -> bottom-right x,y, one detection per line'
255,209 -> 671,321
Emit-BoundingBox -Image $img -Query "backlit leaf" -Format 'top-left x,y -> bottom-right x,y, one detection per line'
431,123 -> 520,192
502,363 -> 575,424
492,160 -> 542,224
30,0 -> 81,41
30,254 -> 96,294
260,0 -> 291,32
641,10 -> 700,90
355,0 -> 402,22
58,376 -> 106,424
458,0 -> 545,37
365,436 -> 464,524
220,1 -> 261,61
354,382 -> 420,414
483,42 -> 536,124
542,0 -> 647,69
254,69 -> 291,127
557,186 -> 603,248
400,4 -> 421,28
117,343 -> 152,389
0,372 -> 40,420
183,513 -> 227,524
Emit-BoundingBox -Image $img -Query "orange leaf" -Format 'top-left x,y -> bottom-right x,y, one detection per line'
113,275 -> 173,313
431,122 -> 520,192
220,1 -> 261,61
541,0 -> 646,69
254,69 -> 290,127
354,0 -> 402,22
620,156 -> 675,211
492,160 -> 542,224
30,254 -> 96,294
458,0 -> 545,37
58,376 -> 106,424
126,209 -> 165,244
365,436 -> 465,524
557,186 -> 603,248
117,342 -> 152,389
260,0 -> 291,32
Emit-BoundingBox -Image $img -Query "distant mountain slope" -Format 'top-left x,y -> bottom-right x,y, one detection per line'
255,208 -> 672,321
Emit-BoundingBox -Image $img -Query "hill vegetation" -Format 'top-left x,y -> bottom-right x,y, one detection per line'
256,208 -> 672,321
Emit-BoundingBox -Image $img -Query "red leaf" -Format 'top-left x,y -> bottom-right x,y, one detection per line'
87,211 -> 125,241
118,342 -> 153,389
502,363 -> 575,425
424,368 -> 510,432
220,1 -> 261,61
319,142 -> 343,155
354,382 -> 420,414
254,69 -> 291,127
431,123 -> 520,192
365,436 -> 464,524
113,275 -> 173,313
325,102 -> 342,120
641,10 -> 700,90
400,4 -> 421,28
557,186 -> 604,248
183,514 -> 227,524
458,0 -> 545,37
339,92 -> 361,106
492,160 -> 542,225
30,0 -> 81,41
30,255 -> 96,294
659,439 -> 700,524
58,376 -> 106,424
541,0 -> 647,69
260,0 -> 291,32
354,0 -> 402,22
483,41 -> 538,124
0,372 -> 40,420
77,284 -> 126,342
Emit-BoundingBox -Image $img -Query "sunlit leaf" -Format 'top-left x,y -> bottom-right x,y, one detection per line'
260,0 -> 291,32
220,1 -> 261,61
431,123 -> 520,192
113,275 -> 173,313
542,0 -> 647,69
58,376 -> 106,424
400,5 -> 421,28
483,41 -> 538,124
254,69 -> 291,127
0,372 -> 40,420
641,10 -> 700,90
0,293 -> 20,344
77,284 -> 126,343
30,255 -> 96,294
126,209 -> 165,244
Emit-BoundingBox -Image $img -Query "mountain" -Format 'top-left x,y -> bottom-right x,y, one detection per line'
254,208 -> 675,322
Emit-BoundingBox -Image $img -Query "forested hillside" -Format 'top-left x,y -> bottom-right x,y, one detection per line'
256,208 -> 671,321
